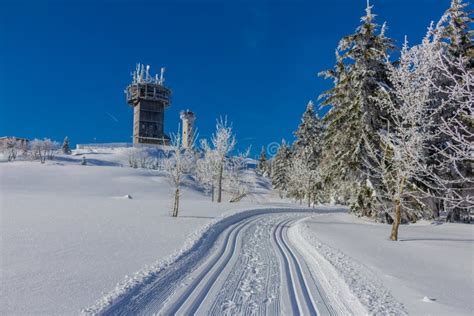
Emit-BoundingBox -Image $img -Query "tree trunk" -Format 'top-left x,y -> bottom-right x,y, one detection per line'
172,188 -> 179,217
307,191 -> 311,207
211,183 -> 215,202
217,163 -> 223,203
390,199 -> 401,241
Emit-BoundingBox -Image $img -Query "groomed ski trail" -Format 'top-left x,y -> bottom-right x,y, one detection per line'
87,210 -> 365,315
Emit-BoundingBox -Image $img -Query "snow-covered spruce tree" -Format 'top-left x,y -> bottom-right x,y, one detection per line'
364,37 -> 440,241
435,0 -> 473,66
289,101 -> 325,206
318,1 -> 394,215
271,140 -> 292,197
256,147 -> 269,176
62,136 -> 71,154
163,128 -> 195,217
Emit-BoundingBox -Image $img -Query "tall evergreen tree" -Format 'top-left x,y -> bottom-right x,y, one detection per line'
318,1 -> 394,214
257,147 -> 269,176
271,140 -> 292,195
289,101 -> 325,205
62,136 -> 71,154
435,0 -> 473,65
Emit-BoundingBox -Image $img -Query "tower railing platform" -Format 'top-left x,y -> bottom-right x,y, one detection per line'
125,83 -> 172,106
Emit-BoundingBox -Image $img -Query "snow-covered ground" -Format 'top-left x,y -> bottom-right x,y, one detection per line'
1,147 -> 472,315
295,213 -> 474,315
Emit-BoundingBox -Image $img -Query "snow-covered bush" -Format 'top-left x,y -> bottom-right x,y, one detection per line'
0,138 -> 29,162
128,147 -> 155,169
227,149 -> 251,202
30,138 -> 59,163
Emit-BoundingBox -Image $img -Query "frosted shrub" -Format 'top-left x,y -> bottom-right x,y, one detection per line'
30,138 -> 59,163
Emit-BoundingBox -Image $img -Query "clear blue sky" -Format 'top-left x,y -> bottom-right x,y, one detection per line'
0,0 -> 451,158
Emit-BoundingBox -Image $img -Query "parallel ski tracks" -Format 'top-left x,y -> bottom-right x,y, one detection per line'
101,212 -> 338,316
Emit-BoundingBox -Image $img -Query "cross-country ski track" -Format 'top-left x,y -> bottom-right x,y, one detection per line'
84,208 -> 367,315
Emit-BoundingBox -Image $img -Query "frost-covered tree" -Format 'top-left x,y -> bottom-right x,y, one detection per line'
196,139 -> 219,200
81,155 -> 87,165
365,37 -> 440,240
5,139 -> 19,161
30,138 -> 58,163
227,148 -> 251,202
163,128 -> 195,217
200,117 -> 236,203
435,0 -> 473,64
62,136 -> 71,154
287,153 -> 320,207
271,140 -> 292,196
319,1 -> 394,213
431,54 -> 474,218
256,147 -> 269,176
288,101 -> 325,206
429,1 -> 474,219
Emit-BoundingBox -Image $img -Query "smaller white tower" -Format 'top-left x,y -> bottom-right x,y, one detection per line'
180,110 -> 195,149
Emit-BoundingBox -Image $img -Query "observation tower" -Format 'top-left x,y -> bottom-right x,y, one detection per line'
125,64 -> 172,144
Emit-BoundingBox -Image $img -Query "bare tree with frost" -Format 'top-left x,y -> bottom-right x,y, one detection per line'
195,139 -> 219,200
5,139 -> 19,161
30,138 -> 58,163
202,117 -> 236,203
163,128 -> 195,217
364,36 -> 440,240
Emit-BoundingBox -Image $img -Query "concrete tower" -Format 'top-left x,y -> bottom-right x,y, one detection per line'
125,64 -> 172,145
180,110 -> 195,149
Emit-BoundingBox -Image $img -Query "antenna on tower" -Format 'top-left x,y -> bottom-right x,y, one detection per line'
160,67 -> 166,85
145,65 -> 150,81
